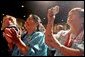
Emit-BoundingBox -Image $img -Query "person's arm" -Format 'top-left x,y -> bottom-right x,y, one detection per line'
45,7 -> 82,56
45,7 -> 59,48
15,37 -> 28,55
59,45 -> 82,56
4,28 -> 29,55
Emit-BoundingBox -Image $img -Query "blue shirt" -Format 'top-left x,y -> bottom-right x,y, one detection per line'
12,31 -> 48,56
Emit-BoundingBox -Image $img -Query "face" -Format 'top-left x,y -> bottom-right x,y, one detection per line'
2,16 -> 11,29
24,15 -> 38,32
67,11 -> 82,28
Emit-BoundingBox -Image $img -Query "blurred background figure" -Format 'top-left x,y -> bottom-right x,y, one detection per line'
56,24 -> 64,33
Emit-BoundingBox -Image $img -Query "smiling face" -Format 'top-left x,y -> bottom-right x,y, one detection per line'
24,15 -> 38,33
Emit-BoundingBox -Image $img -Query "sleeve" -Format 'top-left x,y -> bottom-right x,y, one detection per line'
53,30 -> 69,45
77,42 -> 84,52
28,32 -> 45,51
25,32 -> 45,56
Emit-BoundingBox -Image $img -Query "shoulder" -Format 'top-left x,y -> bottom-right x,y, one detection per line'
31,32 -> 45,39
33,32 -> 44,36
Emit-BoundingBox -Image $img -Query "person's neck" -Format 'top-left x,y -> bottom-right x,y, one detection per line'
70,26 -> 83,36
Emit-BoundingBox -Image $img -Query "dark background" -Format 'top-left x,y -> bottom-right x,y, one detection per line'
0,1 -> 84,24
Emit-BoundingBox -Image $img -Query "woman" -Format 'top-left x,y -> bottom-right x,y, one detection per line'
45,7 -> 84,56
1,15 -> 20,55
4,14 -> 48,56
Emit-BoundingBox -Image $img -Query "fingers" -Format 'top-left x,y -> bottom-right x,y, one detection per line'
48,9 -> 54,17
11,28 -> 21,40
4,28 -> 21,44
48,9 -> 52,14
9,28 -> 20,43
47,9 -> 56,23
10,28 -> 17,36
4,33 -> 12,39
52,6 -> 59,15
48,6 -> 59,18
4,28 -> 12,35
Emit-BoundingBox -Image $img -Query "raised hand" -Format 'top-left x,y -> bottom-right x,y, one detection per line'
47,6 -> 59,23
52,6 -> 59,15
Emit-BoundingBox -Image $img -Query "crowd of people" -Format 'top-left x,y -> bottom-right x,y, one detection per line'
0,6 -> 84,56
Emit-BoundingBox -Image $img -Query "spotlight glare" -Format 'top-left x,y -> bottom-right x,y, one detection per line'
2,14 -> 5,16
21,5 -> 24,8
23,15 -> 26,17
61,19 -> 64,21
43,18 -> 46,19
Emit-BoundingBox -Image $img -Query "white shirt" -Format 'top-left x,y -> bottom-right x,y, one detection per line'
53,30 -> 84,56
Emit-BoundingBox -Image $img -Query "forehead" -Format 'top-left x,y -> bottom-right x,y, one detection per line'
3,17 -> 10,22
69,10 -> 79,15
26,16 -> 36,24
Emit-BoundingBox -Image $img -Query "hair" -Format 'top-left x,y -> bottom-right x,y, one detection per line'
70,8 -> 84,18
70,8 -> 84,27
70,7 -> 84,26
31,14 -> 41,23
70,8 -> 84,22
3,15 -> 17,25
57,25 -> 64,30
1,15 -> 17,30
30,14 -> 45,32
